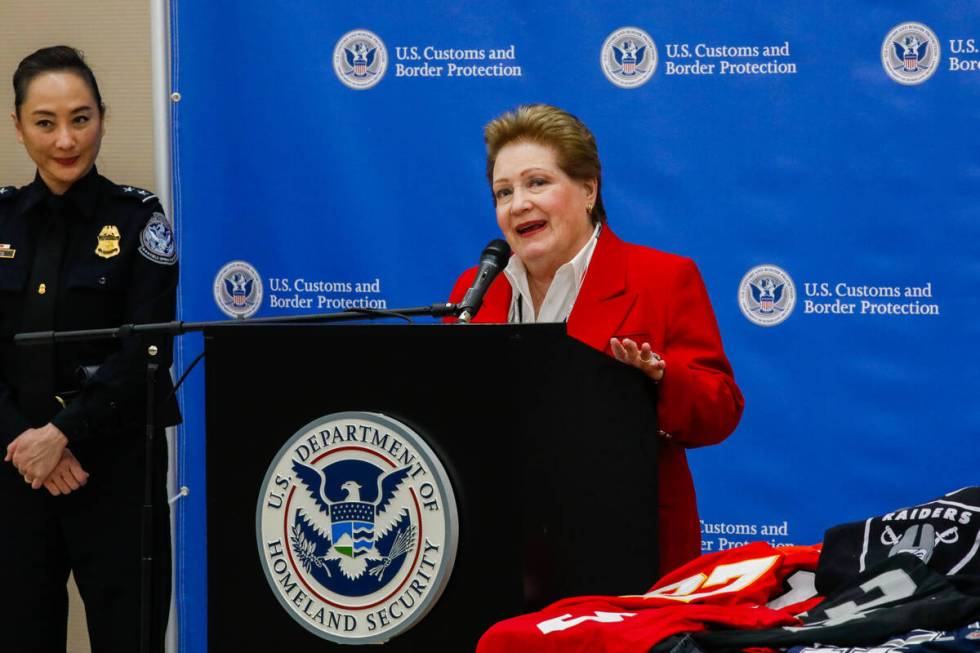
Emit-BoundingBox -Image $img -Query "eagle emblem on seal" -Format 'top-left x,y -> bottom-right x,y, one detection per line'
290,460 -> 416,582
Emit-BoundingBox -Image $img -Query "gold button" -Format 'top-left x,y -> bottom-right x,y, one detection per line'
38,283 -> 46,295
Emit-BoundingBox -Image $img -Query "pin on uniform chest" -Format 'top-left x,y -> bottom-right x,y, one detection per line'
0,186 -> 32,297
33,223 -> 121,296
0,186 -> 16,261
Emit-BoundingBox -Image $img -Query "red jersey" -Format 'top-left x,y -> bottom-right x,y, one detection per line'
477,542 -> 823,653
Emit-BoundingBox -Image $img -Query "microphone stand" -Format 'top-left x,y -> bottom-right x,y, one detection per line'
13,301 -> 460,653
14,302 -> 460,345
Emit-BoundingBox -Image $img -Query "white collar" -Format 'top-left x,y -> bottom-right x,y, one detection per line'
503,223 -> 601,323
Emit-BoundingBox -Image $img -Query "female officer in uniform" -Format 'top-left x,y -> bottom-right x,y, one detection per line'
0,46 -> 179,652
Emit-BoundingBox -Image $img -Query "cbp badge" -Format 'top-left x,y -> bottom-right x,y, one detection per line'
738,264 -> 796,327
257,412 -> 458,644
333,29 -> 388,90
95,225 -> 121,258
213,260 -> 263,319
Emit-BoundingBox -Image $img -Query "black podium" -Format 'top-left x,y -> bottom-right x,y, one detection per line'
205,323 -> 659,650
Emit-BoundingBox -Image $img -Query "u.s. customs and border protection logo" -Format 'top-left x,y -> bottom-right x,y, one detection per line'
95,225 -> 121,258
882,22 -> 941,85
257,412 -> 458,644
334,29 -> 388,90
738,264 -> 796,327
601,27 -> 658,88
213,260 -> 263,319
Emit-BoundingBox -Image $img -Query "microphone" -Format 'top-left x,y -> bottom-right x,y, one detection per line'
458,239 -> 511,323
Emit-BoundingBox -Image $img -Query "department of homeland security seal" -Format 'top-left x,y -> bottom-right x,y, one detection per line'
213,260 -> 263,319
738,264 -> 796,327
882,22 -> 941,85
257,412 -> 458,644
334,29 -> 388,90
601,27 -> 658,88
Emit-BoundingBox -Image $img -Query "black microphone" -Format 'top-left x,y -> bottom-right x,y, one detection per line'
458,239 -> 511,323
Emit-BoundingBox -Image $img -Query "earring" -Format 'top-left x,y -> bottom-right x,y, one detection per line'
586,202 -> 594,214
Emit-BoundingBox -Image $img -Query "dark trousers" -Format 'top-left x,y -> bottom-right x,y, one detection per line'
0,431 -> 170,653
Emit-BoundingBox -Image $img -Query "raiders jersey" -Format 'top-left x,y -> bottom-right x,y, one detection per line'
817,487 -> 980,595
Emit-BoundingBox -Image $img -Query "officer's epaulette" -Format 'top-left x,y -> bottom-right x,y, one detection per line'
114,184 -> 158,203
0,186 -> 18,201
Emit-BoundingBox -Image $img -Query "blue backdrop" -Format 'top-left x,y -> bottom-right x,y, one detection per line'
169,1 -> 980,648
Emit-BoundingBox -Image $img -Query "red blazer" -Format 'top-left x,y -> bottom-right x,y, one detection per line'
449,226 -> 743,575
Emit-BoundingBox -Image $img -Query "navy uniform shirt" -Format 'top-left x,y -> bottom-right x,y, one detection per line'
0,167 -> 181,447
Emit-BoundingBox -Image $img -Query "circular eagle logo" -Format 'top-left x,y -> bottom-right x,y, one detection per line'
334,29 -> 388,90
738,264 -> 796,327
256,412 -> 458,644
881,22 -> 941,85
600,27 -> 658,89
213,260 -> 263,319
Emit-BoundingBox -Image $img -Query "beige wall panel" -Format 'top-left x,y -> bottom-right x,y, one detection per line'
0,0 -> 156,193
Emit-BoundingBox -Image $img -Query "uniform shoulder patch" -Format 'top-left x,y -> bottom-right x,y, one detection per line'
0,186 -> 19,201
115,184 -> 158,203
138,212 -> 177,265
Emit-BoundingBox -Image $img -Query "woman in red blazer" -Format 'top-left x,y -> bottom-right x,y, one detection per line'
448,104 -> 743,575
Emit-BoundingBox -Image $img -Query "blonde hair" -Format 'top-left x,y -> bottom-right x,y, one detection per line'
484,104 -> 605,223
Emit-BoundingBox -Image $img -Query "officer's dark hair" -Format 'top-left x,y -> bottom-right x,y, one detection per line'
13,45 -> 105,118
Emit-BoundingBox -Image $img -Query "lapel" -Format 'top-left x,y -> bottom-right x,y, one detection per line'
473,272 -> 512,323
566,226 -> 637,352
